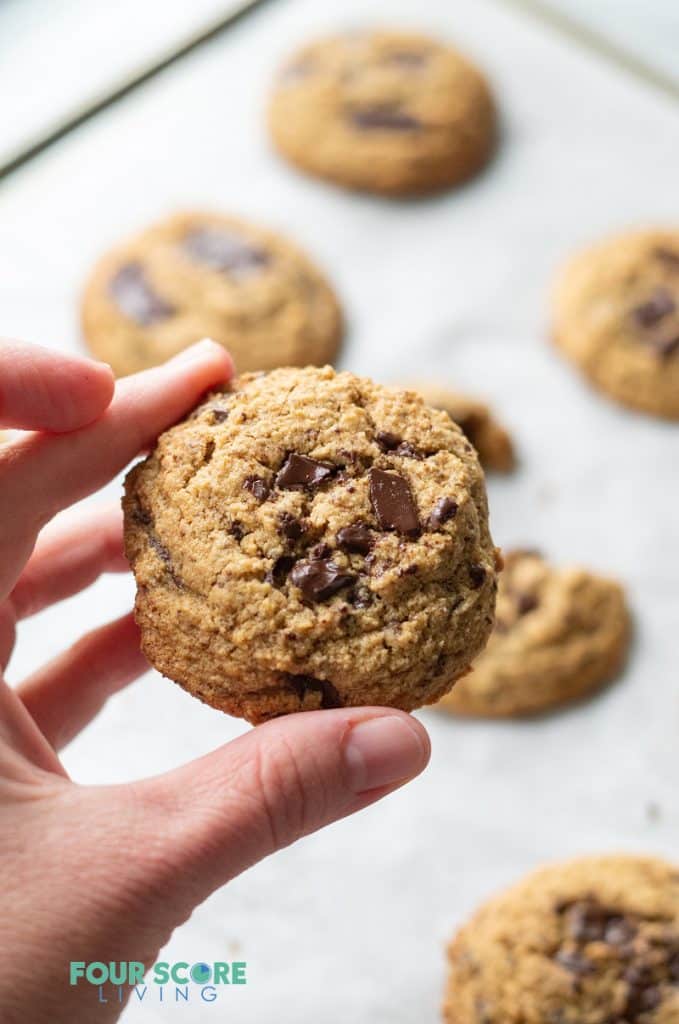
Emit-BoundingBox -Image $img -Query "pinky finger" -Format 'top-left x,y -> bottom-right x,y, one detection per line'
17,612 -> 147,750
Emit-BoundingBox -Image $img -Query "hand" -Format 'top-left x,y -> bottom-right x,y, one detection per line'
0,338 -> 430,1023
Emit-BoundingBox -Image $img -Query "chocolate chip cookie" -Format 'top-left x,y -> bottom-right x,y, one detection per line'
444,854 -> 679,1024
553,228 -> 679,419
81,211 -> 343,377
123,367 -> 499,723
438,549 -> 630,718
268,30 -> 496,196
410,383 -> 515,472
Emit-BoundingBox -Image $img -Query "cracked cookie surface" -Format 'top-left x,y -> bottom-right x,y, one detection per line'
123,366 -> 498,723
268,29 -> 496,196
410,383 -> 515,472
444,854 -> 679,1024
81,210 -> 343,377
438,549 -> 630,718
553,228 -> 679,419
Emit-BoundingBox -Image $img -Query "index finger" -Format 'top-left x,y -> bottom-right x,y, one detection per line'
0,339 -> 232,600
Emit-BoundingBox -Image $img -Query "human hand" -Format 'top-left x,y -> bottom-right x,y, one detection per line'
0,338 -> 430,1023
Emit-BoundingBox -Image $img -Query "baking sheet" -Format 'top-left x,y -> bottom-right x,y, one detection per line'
1,0 -> 678,1020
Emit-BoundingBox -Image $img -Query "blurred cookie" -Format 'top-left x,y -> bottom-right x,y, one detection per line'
444,854 -> 679,1024
411,383 -> 515,472
438,549 -> 630,718
123,366 -> 499,724
553,228 -> 679,419
81,211 -> 343,376
268,29 -> 496,196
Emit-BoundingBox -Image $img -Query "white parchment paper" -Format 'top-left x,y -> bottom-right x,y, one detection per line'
1,1 -> 678,1020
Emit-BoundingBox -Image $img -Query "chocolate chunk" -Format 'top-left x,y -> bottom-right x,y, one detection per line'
337,523 -> 374,554
351,106 -> 421,131
368,468 -> 420,537
429,497 -> 458,530
669,952 -> 679,981
278,512 -> 306,541
654,246 -> 679,268
289,558 -> 356,602
376,431 -> 401,451
229,520 -> 245,541
243,475 -> 270,501
469,564 -> 486,589
182,227 -> 270,276
276,453 -> 336,489
265,555 -> 295,587
655,333 -> 679,359
566,900 -> 618,943
604,917 -> 637,946
148,535 -> 184,589
516,592 -> 539,616
554,950 -> 593,976
109,263 -> 175,325
211,406 -> 230,423
632,286 -> 676,328
286,674 -> 343,709
385,50 -> 429,67
396,441 -> 425,459
375,431 -> 424,459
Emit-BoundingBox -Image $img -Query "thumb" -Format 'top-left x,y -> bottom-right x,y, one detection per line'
136,707 -> 429,907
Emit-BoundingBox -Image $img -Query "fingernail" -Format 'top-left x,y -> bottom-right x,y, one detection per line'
168,338 -> 221,365
344,715 -> 429,793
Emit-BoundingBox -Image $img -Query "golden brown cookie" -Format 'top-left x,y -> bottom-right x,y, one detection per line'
268,29 -> 496,196
438,549 -> 630,718
444,854 -> 679,1024
81,211 -> 343,377
553,228 -> 679,419
123,367 -> 499,724
410,383 -> 515,472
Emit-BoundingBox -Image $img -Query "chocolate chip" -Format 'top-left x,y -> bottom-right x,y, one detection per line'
276,453 -> 336,490
243,475 -> 270,501
632,286 -> 676,328
109,263 -> 175,325
265,555 -> 295,587
368,468 -> 420,537
289,558 -> 356,602
554,950 -> 593,976
429,497 -> 458,530
469,564 -> 486,589
211,406 -> 230,423
350,105 -> 421,131
337,523 -> 374,555
182,227 -> 270,277
278,512 -> 306,541
286,674 -> 343,709
516,592 -> 539,616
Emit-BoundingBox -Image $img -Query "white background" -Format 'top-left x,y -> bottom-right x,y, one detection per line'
1,1 -> 678,1021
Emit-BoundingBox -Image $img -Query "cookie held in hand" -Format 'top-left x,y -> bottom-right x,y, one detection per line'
123,366 -> 499,723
